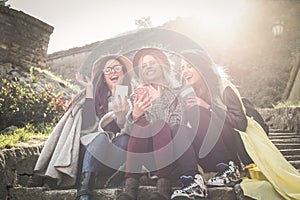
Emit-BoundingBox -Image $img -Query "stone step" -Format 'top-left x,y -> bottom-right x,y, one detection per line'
270,134 -> 299,138
284,155 -> 300,161
274,143 -> 300,149
9,186 -> 238,200
268,132 -> 299,136
269,129 -> 294,133
289,160 -> 300,170
269,137 -> 300,143
279,149 -> 300,156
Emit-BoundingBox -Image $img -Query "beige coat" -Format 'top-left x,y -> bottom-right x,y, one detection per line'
34,97 -> 84,186
34,95 -> 117,186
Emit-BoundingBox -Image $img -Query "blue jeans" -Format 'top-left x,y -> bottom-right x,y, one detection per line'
82,133 -> 129,176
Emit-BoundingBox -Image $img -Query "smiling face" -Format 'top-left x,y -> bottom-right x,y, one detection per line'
140,54 -> 164,84
181,59 -> 203,87
103,59 -> 124,92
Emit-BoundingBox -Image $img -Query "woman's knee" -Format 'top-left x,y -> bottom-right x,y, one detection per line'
112,134 -> 129,150
92,132 -> 109,144
86,132 -> 109,152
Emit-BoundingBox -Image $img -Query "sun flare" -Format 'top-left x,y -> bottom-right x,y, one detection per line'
191,0 -> 248,34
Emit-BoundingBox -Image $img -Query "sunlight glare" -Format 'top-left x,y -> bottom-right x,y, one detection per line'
193,0 -> 247,34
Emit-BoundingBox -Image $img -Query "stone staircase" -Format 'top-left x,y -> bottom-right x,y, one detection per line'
6,128 -> 300,200
268,129 -> 300,171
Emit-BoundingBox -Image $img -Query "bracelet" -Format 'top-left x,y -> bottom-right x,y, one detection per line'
131,112 -> 145,123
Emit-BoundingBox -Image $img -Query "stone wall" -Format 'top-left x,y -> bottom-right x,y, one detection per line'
259,107 -> 300,134
0,5 -> 53,68
0,145 -> 43,200
46,42 -> 100,80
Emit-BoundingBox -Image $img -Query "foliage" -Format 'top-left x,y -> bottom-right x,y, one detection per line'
0,77 -> 70,130
274,101 -> 300,108
135,17 -> 152,29
0,0 -> 10,7
32,66 -> 80,92
0,123 -> 52,149
162,0 -> 300,108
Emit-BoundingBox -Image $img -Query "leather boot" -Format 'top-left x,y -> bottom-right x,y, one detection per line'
76,172 -> 94,200
116,177 -> 139,200
149,178 -> 171,200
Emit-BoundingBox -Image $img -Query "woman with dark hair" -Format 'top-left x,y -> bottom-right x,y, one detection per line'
172,49 -> 300,200
182,50 -> 248,165
170,49 -> 247,199
75,55 -> 134,200
33,54 -> 133,200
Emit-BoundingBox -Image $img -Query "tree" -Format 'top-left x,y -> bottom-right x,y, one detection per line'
0,0 -> 10,7
135,17 -> 152,29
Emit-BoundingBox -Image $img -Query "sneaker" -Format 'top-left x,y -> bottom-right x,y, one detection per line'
207,161 -> 241,187
171,174 -> 208,199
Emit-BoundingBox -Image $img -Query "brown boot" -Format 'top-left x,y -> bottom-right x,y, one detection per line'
149,178 -> 171,200
116,177 -> 139,200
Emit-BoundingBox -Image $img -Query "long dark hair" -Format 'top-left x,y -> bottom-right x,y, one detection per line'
180,49 -> 225,108
92,55 -> 132,119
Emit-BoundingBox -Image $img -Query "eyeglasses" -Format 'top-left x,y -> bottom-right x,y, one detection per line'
103,65 -> 123,74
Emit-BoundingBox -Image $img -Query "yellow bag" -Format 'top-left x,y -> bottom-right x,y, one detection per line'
245,163 -> 267,181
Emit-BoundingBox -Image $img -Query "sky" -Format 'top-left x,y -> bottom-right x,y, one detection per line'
8,0 -> 247,54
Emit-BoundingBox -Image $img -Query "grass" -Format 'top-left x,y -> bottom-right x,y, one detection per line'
31,66 -> 81,92
274,101 -> 300,108
0,123 -> 53,149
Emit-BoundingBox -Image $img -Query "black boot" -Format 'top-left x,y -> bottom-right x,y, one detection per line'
76,172 -> 95,200
116,177 -> 139,200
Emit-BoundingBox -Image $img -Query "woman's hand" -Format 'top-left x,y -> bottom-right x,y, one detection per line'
185,95 -> 210,110
132,91 -> 152,120
76,72 -> 93,98
113,95 -> 130,124
146,85 -> 161,100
